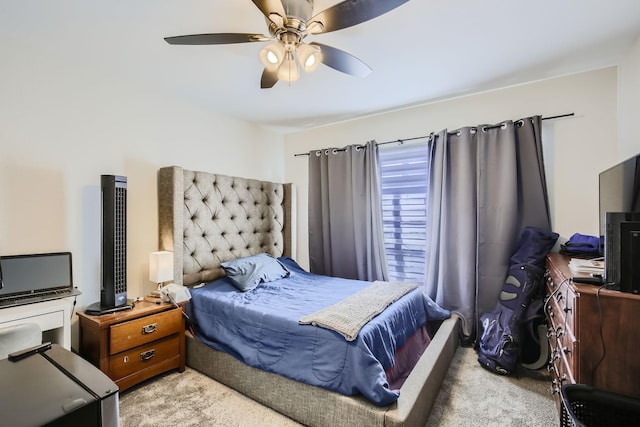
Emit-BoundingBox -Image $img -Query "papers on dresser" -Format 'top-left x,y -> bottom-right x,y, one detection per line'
568,258 -> 604,275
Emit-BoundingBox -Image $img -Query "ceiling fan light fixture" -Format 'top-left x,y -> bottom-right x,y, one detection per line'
297,43 -> 322,72
277,51 -> 299,83
260,43 -> 285,70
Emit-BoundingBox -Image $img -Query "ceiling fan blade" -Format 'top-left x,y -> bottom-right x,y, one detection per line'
261,68 -> 279,89
307,0 -> 410,34
311,42 -> 372,78
252,0 -> 287,26
164,33 -> 270,45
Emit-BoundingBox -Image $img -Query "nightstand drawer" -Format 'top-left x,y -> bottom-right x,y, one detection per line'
109,309 -> 182,355
109,334 -> 180,380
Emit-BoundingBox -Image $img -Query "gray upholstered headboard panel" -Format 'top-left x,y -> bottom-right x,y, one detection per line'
157,166 -> 295,286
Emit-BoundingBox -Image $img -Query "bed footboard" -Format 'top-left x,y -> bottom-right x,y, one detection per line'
186,315 -> 460,427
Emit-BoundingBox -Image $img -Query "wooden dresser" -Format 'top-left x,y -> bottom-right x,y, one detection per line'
546,252 -> 640,401
77,301 -> 185,391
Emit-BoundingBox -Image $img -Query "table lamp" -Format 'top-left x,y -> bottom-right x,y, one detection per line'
146,251 -> 173,303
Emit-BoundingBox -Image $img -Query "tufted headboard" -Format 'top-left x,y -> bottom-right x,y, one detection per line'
157,166 -> 296,286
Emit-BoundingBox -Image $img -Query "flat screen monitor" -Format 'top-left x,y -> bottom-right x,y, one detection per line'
599,153 -> 640,291
599,153 -> 640,236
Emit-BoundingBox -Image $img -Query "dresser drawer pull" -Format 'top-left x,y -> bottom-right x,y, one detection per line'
140,349 -> 155,361
546,328 -> 555,338
552,375 -> 568,387
555,326 -> 564,337
142,323 -> 157,335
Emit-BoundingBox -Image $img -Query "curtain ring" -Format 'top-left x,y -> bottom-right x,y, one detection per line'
516,119 -> 524,127
470,127 -> 477,135
324,149 -> 330,155
355,145 -> 363,151
315,150 -> 322,156
332,148 -> 338,154
481,126 -> 488,132
501,122 -> 507,130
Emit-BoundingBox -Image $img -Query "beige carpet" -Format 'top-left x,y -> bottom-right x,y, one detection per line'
426,347 -> 558,427
119,346 -> 558,426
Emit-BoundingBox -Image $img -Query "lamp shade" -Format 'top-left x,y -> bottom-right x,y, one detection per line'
149,251 -> 173,283
277,51 -> 299,82
260,42 -> 285,70
297,43 -> 322,72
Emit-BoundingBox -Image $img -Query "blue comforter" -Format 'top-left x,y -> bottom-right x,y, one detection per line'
186,258 -> 450,406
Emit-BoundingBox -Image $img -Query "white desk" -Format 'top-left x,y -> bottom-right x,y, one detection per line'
0,299 -> 73,350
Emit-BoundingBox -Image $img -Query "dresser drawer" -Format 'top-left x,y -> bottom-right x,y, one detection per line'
109,334 -> 180,380
550,348 -> 575,394
109,309 -> 182,355
547,283 -> 576,330
546,289 -> 568,329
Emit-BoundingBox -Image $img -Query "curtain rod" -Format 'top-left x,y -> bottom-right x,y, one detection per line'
293,112 -> 574,157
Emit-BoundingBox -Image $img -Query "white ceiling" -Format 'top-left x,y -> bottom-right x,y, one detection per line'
2,1 -> 640,133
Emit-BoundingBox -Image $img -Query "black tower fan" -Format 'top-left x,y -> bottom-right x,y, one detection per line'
86,175 -> 133,315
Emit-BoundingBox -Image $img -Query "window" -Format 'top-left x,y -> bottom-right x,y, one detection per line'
379,144 -> 428,284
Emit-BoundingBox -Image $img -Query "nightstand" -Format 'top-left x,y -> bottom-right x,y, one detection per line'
77,300 -> 185,391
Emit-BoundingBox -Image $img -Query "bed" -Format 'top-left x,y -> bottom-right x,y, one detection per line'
157,166 -> 459,426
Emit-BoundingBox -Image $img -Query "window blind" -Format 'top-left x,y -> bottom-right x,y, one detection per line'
379,144 -> 428,284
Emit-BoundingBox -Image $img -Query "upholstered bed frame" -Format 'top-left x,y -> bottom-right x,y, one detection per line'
157,165 -> 459,427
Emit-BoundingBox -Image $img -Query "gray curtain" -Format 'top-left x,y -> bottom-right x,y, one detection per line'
424,116 -> 551,339
308,141 -> 389,281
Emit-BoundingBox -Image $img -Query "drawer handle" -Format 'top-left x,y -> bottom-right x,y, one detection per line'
546,305 -> 555,318
556,326 -> 564,337
142,323 -> 157,335
140,349 -> 155,361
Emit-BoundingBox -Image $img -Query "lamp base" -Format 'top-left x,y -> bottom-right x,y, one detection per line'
144,295 -> 163,304
144,290 -> 163,304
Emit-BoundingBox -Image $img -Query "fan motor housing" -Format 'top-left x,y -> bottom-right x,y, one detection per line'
282,0 -> 314,22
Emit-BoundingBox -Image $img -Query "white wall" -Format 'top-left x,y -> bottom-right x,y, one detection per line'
0,39 -> 285,348
618,34 -> 640,160
284,68 -> 620,269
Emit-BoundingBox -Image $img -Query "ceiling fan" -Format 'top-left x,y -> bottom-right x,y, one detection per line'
164,0 -> 410,88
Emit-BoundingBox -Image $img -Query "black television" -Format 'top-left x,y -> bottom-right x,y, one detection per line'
599,153 -> 640,292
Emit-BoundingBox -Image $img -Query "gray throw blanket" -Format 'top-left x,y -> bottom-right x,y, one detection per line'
299,281 -> 418,341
